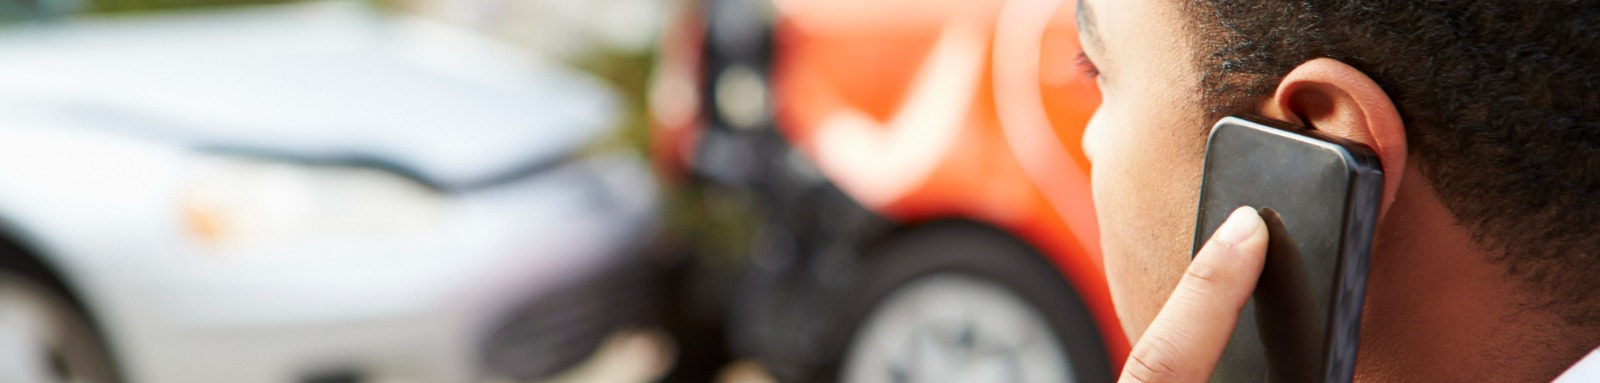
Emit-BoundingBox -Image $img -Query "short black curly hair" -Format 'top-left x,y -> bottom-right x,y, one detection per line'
1183,0 -> 1600,326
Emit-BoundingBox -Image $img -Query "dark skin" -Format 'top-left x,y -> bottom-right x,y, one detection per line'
1074,0 -> 1585,381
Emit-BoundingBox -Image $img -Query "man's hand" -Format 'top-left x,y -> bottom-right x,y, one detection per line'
1121,207 -> 1270,383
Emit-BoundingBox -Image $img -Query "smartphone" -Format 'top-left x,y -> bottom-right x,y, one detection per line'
1193,115 -> 1383,383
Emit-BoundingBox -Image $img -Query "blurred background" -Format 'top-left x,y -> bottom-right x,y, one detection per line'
0,0 -> 1125,382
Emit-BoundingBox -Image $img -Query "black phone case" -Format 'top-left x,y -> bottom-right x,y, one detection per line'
1193,116 -> 1383,383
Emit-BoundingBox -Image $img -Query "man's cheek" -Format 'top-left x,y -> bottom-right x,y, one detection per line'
1081,110 -> 1110,165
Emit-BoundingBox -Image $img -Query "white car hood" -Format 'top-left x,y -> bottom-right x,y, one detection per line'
0,1 -> 620,189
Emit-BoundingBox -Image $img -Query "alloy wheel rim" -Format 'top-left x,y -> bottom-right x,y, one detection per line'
842,273 -> 1075,383
0,274 -> 111,383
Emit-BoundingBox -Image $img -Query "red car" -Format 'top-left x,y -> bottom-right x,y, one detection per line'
650,0 -> 1126,381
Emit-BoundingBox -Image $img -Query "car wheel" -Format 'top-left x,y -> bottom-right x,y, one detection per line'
0,271 -> 118,383
836,224 -> 1110,383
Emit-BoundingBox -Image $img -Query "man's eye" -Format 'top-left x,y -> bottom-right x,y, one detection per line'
1074,50 -> 1101,80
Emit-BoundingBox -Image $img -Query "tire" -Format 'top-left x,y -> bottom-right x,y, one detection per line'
832,223 -> 1111,383
0,269 -> 119,383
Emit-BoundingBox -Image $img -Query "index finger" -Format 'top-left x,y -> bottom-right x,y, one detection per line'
1121,207 -> 1270,383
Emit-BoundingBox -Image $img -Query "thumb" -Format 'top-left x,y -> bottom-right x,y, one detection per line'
1121,207 -> 1270,383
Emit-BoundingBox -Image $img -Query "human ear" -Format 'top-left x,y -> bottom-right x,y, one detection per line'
1255,58 -> 1408,218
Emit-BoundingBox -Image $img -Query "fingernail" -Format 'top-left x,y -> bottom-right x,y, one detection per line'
1216,207 -> 1260,245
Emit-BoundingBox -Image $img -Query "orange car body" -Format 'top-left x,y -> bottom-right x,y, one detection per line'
651,0 -> 1129,372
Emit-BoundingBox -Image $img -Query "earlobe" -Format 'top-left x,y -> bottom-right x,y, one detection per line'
1257,58 -> 1408,218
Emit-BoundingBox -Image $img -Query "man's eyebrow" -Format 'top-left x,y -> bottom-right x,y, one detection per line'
1076,0 -> 1102,50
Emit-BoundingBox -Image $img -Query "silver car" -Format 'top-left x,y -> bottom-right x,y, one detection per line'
0,2 -> 659,382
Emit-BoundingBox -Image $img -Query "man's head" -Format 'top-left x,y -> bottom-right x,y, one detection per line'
1076,0 -> 1600,350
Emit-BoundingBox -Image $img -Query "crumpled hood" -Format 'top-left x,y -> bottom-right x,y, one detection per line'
0,1 -> 620,189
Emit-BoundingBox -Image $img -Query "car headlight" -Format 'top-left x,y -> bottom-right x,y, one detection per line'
182,156 -> 446,250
